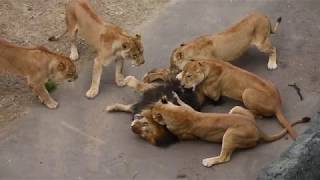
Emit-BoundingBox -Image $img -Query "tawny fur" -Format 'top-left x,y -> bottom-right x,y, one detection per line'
144,12 -> 281,83
148,95 -> 308,167
0,39 -> 78,109
106,75 -> 207,146
177,59 -> 298,139
48,0 -> 144,98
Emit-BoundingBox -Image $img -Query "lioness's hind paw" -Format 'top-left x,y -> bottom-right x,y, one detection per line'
202,158 -> 214,167
267,62 -> 277,70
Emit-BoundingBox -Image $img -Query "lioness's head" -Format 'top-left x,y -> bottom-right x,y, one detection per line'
131,109 -> 178,147
170,44 -> 190,73
176,60 -> 208,89
119,34 -> 145,66
43,48 -> 78,83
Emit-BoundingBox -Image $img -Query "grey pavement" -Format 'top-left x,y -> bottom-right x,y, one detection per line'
1,0 -> 320,180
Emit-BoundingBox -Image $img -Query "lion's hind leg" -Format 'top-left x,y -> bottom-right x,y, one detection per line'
202,127 -> 258,167
105,103 -> 133,113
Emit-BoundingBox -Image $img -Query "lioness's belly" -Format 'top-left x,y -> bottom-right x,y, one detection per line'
213,34 -> 252,61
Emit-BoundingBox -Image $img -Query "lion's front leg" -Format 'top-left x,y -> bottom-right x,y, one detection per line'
124,76 -> 154,93
115,58 -> 125,86
86,56 -> 104,98
105,103 -> 133,113
29,81 -> 58,109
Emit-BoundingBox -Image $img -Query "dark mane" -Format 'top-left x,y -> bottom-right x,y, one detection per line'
132,78 -> 202,115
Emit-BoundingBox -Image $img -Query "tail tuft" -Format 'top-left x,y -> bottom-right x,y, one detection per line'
301,117 -> 311,123
48,36 -> 57,41
277,17 -> 282,23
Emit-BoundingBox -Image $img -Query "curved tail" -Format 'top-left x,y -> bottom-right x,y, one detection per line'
48,29 -> 67,41
270,17 -> 282,34
259,117 -> 310,142
275,109 -> 299,139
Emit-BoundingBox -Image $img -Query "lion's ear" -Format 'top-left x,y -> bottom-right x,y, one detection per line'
135,34 -> 141,40
161,96 -> 168,104
180,43 -> 185,47
176,52 -> 184,60
122,42 -> 130,49
58,62 -> 66,71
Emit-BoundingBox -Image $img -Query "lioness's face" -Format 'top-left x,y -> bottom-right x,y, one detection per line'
177,61 -> 205,89
53,56 -> 78,83
131,111 -> 178,146
170,48 -> 190,73
121,34 -> 145,66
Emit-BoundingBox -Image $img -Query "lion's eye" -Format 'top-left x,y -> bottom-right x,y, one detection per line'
186,74 -> 192,78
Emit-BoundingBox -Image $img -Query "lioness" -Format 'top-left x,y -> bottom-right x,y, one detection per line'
147,94 -> 309,167
171,12 -> 281,72
177,59 -> 298,139
49,0 -> 144,98
0,39 -> 78,109
106,75 -> 208,146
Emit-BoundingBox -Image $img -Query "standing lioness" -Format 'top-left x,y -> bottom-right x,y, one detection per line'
0,39 -> 78,109
177,59 -> 298,139
49,0 -> 144,98
170,12 -> 281,73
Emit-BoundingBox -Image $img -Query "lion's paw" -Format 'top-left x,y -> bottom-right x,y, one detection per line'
86,88 -> 99,99
267,62 -> 277,70
46,100 -> 59,109
202,158 -> 214,167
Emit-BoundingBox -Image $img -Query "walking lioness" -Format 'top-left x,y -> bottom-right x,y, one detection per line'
0,39 -> 78,109
49,0 -> 144,98
148,94 -> 309,167
177,59 -> 299,139
170,12 -> 281,73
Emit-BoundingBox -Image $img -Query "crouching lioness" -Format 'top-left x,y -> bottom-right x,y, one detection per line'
177,59 -> 299,139
49,0 -> 144,98
0,39 -> 78,109
171,12 -> 281,72
146,94 -> 309,167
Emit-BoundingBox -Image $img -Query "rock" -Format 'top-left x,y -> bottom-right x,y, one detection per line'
257,113 -> 320,180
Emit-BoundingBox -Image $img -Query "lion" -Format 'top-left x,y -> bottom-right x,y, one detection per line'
105,75 -> 211,146
48,0 -> 144,98
143,12 -> 281,83
147,94 -> 309,167
0,39 -> 78,109
177,59 -> 299,139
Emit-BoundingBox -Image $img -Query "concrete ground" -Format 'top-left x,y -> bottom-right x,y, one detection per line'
1,0 -> 320,179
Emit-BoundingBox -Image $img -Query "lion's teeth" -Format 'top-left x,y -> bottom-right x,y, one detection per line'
192,85 -> 196,91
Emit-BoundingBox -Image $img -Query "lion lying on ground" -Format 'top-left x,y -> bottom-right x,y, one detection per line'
177,59 -> 299,139
0,39 -> 78,109
143,12 -> 281,83
49,0 -> 144,98
106,75 -> 212,146
147,94 -> 309,167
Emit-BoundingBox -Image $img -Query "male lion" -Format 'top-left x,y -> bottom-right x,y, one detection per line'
0,39 -> 78,109
147,94 -> 309,167
106,75 -> 208,146
49,0 -> 144,98
143,12 -> 281,83
177,59 -> 299,139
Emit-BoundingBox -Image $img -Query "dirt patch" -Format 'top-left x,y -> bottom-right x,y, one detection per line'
0,0 -> 168,127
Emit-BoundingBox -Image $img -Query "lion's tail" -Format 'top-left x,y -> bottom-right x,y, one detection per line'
270,17 -> 282,34
259,117 -> 310,142
274,109 -> 300,140
48,29 -> 68,42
